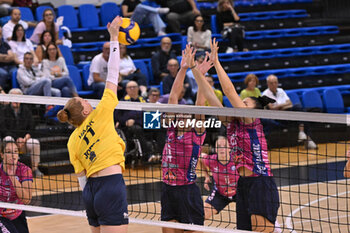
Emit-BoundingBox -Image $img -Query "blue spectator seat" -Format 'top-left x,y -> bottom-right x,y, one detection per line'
12,69 -> 19,88
79,4 -> 104,30
82,64 -> 92,90
223,96 -> 233,108
287,92 -> 302,108
58,45 -> 75,66
0,16 -> 10,26
67,65 -> 94,97
19,7 -> 35,22
133,60 -> 150,85
323,89 -> 350,113
302,90 -> 323,112
57,5 -> 79,29
36,5 -> 54,21
100,2 -> 121,27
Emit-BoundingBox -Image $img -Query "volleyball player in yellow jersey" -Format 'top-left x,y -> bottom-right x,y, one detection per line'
56,16 -> 128,233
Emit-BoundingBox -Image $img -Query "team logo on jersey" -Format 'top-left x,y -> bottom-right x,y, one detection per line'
143,111 -> 161,129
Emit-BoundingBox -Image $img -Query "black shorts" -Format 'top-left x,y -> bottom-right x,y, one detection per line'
11,211 -> 28,233
0,217 -> 18,233
205,188 -> 236,213
82,174 -> 128,227
161,183 -> 204,225
236,176 -> 279,231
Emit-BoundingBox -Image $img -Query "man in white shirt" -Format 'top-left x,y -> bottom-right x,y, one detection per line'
87,42 -> 109,98
262,74 -> 317,149
3,8 -> 36,42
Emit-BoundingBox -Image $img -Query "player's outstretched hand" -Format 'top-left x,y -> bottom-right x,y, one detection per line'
209,38 -> 219,64
198,52 -> 214,75
180,50 -> 189,69
107,16 -> 122,41
184,44 -> 196,69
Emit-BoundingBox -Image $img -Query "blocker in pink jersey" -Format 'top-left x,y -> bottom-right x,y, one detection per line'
162,126 -> 206,186
227,118 -> 272,177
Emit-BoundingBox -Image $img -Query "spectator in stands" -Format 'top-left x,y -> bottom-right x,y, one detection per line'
156,0 -> 200,33
158,85 -> 187,105
3,8 -> 36,42
42,42 -> 78,97
187,15 -> 211,53
17,52 -> 60,97
115,81 -> 153,162
0,0 -> 11,17
30,8 -> 62,45
0,26 -> 16,91
121,0 -> 168,36
205,75 -> 223,106
147,87 -> 160,103
0,139 -> 33,233
151,36 -> 177,84
217,0 -> 246,53
8,24 -> 38,65
12,0 -> 35,7
0,88 -> 43,178
240,73 -> 261,100
262,74 -> 317,149
162,58 -> 193,104
87,42 -> 109,99
35,30 -> 62,63
119,43 -> 148,97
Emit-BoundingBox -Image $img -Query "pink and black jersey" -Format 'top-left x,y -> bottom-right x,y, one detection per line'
227,119 -> 272,177
0,162 -> 33,220
162,127 -> 206,186
202,154 -> 239,198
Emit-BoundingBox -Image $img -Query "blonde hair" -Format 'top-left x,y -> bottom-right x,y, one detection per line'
217,0 -> 234,12
244,74 -> 259,86
57,98 -> 85,127
9,88 -> 23,95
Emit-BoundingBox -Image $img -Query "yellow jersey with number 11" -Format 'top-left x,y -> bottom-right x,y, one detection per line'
67,89 -> 126,177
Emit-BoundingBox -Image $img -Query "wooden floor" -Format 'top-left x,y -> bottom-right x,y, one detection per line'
24,141 -> 350,232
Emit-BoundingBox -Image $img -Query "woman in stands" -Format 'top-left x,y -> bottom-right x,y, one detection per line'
200,136 -> 239,219
119,43 -> 148,97
35,30 -> 62,63
8,24 -> 39,65
57,16 -> 128,233
161,48 -> 218,233
196,39 -> 279,232
216,0 -> 247,53
239,74 -> 261,100
30,8 -> 62,45
42,42 -> 78,97
0,139 -> 33,233
187,15 -> 211,54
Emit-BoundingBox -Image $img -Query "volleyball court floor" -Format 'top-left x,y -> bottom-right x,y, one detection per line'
26,142 -> 350,233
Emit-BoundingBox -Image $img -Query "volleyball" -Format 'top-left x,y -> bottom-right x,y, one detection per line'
118,18 -> 140,45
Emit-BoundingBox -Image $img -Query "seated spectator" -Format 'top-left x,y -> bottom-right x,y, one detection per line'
17,52 -> 60,96
0,88 -> 43,178
121,0 -> 168,36
35,30 -> 62,63
87,42 -> 109,99
205,75 -> 223,106
240,73 -> 261,100
0,139 -> 33,233
162,58 -> 193,104
8,24 -> 38,65
217,0 -> 246,53
3,8 -> 36,42
147,87 -> 160,103
262,74 -> 317,149
30,8 -> 62,45
42,42 -> 78,97
156,0 -> 200,33
119,44 -> 147,97
151,37 -> 177,84
115,81 -> 153,162
187,15 -> 211,53
0,26 -> 16,91
158,85 -> 187,105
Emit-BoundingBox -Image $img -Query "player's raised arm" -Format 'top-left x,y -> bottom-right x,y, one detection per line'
105,16 -> 123,94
